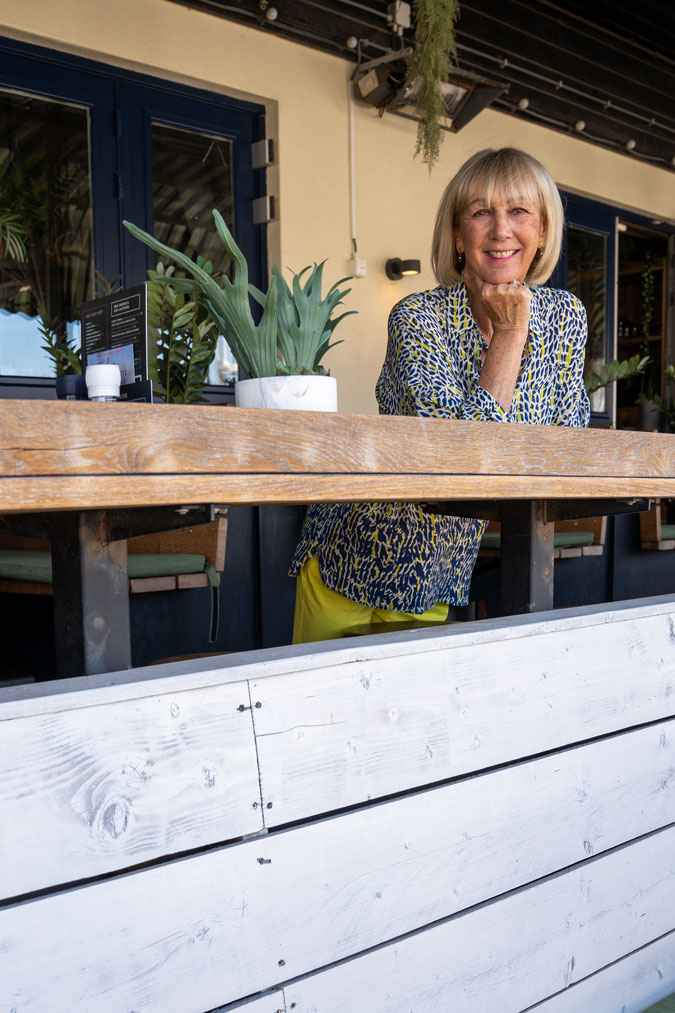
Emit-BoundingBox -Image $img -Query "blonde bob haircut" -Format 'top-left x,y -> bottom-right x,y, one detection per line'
431,147 -> 564,288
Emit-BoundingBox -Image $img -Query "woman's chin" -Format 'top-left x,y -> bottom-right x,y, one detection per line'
480,259 -> 530,285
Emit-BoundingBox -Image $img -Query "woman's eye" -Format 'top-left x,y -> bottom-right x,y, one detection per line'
511,207 -> 529,215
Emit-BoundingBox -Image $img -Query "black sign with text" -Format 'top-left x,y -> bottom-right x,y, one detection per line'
81,284 -> 152,401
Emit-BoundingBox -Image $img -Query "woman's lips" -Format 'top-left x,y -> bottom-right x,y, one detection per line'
486,250 -> 518,260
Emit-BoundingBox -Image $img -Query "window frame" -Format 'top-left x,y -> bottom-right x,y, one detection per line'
554,190 -> 675,428
0,34 -> 268,401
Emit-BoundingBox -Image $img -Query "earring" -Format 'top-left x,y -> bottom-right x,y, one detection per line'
457,250 -> 465,269
537,242 -> 544,258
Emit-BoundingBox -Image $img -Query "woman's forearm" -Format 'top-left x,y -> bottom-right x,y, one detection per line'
478,327 -> 529,410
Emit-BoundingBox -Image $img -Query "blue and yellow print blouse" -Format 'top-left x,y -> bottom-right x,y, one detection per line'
290,283 -> 590,613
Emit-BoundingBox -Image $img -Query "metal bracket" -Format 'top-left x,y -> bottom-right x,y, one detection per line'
544,498 -> 650,521
253,195 -> 275,224
420,498 -> 651,522
252,138 -> 275,168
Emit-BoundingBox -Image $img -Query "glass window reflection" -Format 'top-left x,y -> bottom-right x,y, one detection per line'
0,90 -> 93,377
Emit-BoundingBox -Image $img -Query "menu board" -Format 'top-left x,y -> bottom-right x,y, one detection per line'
81,284 -> 153,402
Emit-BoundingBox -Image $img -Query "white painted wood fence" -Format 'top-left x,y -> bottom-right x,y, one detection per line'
2,595 -> 675,1012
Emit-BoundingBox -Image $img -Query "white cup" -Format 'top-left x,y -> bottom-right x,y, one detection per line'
85,363 -> 121,402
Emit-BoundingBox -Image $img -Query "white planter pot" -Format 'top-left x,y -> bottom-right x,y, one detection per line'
235,375 -> 338,412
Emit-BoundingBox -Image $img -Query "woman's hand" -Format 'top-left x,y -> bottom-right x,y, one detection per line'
464,266 -> 532,411
477,280 -> 531,336
464,265 -> 531,338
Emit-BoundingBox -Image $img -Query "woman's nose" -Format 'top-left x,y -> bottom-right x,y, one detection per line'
490,210 -> 512,239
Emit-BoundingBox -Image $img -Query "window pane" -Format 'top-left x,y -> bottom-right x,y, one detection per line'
566,226 -> 607,414
616,227 -> 668,430
0,90 -> 92,377
151,122 -> 238,385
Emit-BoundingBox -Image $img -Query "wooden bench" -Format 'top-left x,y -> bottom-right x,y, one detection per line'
2,595 -> 675,1011
480,515 -> 607,559
640,499 -> 675,551
0,513 -> 228,595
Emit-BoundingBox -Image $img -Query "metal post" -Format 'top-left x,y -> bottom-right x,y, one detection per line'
499,500 -> 554,615
51,511 -> 131,678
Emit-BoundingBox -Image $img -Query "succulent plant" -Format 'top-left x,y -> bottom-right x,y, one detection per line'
124,210 -> 354,379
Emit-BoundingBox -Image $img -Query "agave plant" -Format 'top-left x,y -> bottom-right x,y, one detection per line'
124,210 -> 354,378
124,211 -> 278,378
250,263 -> 354,375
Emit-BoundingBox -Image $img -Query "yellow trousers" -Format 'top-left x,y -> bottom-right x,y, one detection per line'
292,555 -> 449,644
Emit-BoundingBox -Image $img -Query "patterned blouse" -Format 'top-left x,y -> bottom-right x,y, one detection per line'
290,282 -> 590,613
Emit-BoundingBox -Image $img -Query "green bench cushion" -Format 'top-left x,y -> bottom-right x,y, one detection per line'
480,530 -> 596,551
0,550 -> 207,583
0,549 -> 220,643
661,524 -> 675,540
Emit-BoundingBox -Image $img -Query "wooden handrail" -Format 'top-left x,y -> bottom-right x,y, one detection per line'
1,400 -> 675,513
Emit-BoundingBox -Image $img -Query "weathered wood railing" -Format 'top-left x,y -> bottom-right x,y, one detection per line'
2,597 -> 675,1010
2,400 -> 675,511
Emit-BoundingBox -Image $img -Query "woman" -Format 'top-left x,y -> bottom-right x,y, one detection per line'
290,147 -> 590,643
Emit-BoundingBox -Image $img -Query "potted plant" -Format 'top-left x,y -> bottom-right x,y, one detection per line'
583,353 -> 650,399
637,364 -> 675,433
123,210 -> 354,411
145,260 -> 221,404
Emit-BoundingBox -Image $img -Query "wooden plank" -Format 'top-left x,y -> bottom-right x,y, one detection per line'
252,603 -> 675,823
234,721 -> 675,978
0,577 -> 53,595
528,930 -> 675,1012
0,532 -> 50,550
2,472 -> 675,513
129,575 -> 177,593
3,401 -> 675,480
282,826 -> 675,1013
581,544 -> 603,555
0,681 -> 263,899
3,747 -> 675,1012
2,596 -> 674,720
176,572 -> 209,588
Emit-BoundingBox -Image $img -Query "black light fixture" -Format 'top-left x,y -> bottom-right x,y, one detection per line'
435,70 -> 506,132
355,58 -> 505,134
386,258 -> 421,281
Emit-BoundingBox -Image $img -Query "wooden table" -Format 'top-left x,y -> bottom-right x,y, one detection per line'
2,400 -> 675,676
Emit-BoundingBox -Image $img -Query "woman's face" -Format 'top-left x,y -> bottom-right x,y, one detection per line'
454,184 -> 546,286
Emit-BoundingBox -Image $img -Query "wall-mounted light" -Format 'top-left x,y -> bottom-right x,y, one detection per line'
386,258 -> 421,280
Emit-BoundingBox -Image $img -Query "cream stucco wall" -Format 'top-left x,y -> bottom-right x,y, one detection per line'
2,1 -> 674,412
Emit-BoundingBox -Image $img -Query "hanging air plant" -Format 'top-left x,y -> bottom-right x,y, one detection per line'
406,0 -> 460,170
